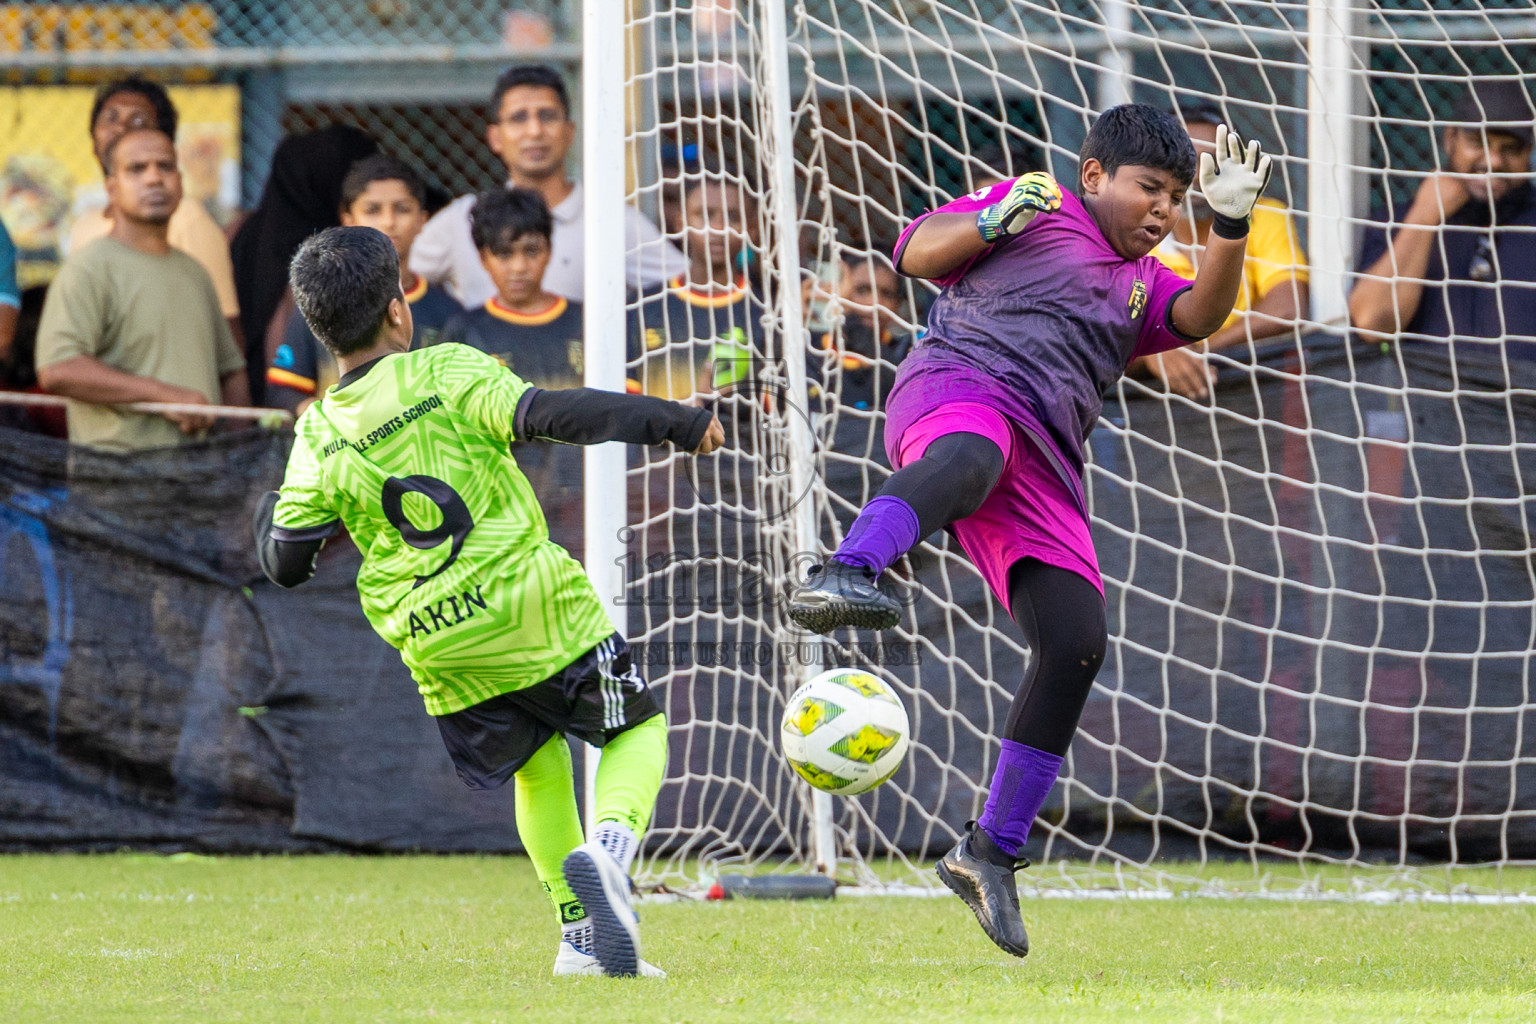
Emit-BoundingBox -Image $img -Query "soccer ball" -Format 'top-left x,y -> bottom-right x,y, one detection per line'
780,669 -> 910,796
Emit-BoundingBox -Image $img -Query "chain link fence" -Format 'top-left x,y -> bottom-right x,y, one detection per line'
280,102 -> 504,209
1,1 -> 1530,281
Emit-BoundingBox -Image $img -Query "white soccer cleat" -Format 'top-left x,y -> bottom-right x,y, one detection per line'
562,841 -> 643,977
552,940 -> 666,978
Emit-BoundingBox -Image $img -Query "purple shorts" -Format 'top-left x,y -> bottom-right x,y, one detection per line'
885,399 -> 1103,612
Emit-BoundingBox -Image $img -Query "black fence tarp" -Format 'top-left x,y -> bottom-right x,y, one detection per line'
0,427 -> 521,851
3,338 -> 1534,859
1075,338 -> 1536,861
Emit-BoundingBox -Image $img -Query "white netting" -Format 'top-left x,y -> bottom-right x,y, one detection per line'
617,0 -> 1536,898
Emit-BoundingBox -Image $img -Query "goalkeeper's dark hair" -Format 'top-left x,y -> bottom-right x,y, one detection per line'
1079,103 -> 1197,186
290,226 -> 403,357
340,153 -> 428,212
470,187 -> 552,256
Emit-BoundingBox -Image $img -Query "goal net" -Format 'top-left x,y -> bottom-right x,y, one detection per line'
611,0 -> 1536,898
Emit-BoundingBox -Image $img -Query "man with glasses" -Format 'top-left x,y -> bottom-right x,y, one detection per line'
411,64 -> 685,307
1350,81 -> 1535,353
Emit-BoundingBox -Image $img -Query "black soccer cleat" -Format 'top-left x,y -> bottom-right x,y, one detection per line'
935,821 -> 1031,958
786,559 -> 903,635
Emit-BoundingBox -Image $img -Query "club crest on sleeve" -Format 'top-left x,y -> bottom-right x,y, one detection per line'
1128,279 -> 1147,320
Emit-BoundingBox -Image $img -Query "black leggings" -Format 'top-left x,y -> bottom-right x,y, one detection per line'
1004,560 -> 1106,755
879,431 -> 1106,756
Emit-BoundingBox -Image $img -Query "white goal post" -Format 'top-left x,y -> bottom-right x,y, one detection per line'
585,0 -> 1536,899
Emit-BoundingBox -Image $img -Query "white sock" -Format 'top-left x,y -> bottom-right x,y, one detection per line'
561,919 -> 593,955
592,821 -> 639,874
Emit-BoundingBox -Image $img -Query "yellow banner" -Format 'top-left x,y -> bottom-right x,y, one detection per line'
0,83 -> 239,288
0,5 -> 216,54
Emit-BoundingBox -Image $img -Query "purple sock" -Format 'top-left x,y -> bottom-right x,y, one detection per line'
833,495 -> 920,576
977,739 -> 1065,858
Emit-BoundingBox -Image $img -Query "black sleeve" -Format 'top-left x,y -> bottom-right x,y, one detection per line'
1162,284 -> 1205,344
252,490 -> 336,589
513,386 -> 714,450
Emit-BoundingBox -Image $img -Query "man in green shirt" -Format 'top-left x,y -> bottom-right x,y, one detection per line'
36,128 -> 247,451
255,225 -> 722,978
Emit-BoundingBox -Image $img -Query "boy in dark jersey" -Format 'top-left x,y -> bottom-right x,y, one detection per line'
255,226 -> 723,978
436,187 -> 584,383
434,188 -> 585,555
628,175 -> 762,401
789,105 -> 1272,957
807,252 -> 913,415
267,155 -> 461,413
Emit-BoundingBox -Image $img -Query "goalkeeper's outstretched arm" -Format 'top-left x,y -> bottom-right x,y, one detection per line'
1170,125 -> 1271,339
895,172 -> 1063,280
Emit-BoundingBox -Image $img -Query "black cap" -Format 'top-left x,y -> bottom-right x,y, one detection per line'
1450,80 -> 1534,146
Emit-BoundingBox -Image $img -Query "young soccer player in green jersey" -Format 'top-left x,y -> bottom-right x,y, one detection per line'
254,225 -> 724,978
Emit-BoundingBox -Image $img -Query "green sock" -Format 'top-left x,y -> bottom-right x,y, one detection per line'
592,713 -> 669,838
513,733 -> 586,925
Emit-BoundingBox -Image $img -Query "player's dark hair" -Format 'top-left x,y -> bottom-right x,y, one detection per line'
90,76 -> 179,143
102,127 -> 175,175
290,226 -> 403,357
491,64 -> 570,119
340,154 -> 428,212
470,187 -> 552,256
1080,103 -> 1197,185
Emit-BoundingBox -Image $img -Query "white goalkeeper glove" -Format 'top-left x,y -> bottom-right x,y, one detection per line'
1197,124 -> 1273,238
975,171 -> 1062,243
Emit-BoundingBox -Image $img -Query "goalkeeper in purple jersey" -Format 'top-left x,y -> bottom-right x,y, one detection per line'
254,226 -> 723,978
788,104 -> 1271,957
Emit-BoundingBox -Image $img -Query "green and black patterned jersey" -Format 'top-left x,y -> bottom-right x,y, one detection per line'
271,343 -> 614,715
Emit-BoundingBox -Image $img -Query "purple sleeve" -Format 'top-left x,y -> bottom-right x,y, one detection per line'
892,179 -> 1015,288
1131,257 -> 1201,358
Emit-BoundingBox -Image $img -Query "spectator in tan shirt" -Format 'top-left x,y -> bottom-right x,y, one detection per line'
36,129 -> 246,451
65,78 -> 242,350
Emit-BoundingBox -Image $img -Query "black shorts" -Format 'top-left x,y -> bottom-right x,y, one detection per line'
435,633 -> 662,790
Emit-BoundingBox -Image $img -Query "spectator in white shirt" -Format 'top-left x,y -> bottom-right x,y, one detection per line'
412,64 -> 686,307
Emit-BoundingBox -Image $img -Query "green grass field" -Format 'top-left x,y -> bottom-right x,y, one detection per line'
3,855 -> 1534,1024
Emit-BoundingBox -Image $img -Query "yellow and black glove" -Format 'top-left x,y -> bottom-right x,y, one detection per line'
975,171 -> 1062,243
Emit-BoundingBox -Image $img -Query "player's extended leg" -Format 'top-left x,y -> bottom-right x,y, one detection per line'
589,713 -> 668,867
511,734 -> 592,958
938,559 -> 1106,957
554,715 -> 670,979
561,638 -> 669,978
563,715 -> 667,978
788,431 -> 1005,634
